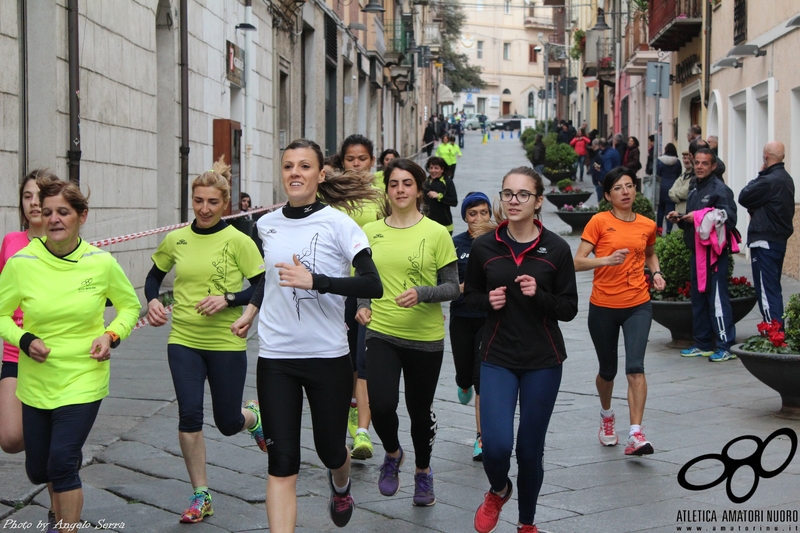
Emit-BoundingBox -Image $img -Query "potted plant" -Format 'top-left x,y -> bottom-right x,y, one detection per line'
542,143 -> 578,184
545,178 -> 593,209
555,203 -> 598,233
731,296 -> 800,419
649,229 -> 757,346
598,56 -> 614,69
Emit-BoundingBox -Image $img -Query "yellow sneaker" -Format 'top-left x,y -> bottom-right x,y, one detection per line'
348,406 -> 358,439
351,431 -> 374,460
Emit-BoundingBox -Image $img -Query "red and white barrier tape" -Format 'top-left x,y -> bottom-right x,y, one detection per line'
89,203 -> 285,248
133,304 -> 174,331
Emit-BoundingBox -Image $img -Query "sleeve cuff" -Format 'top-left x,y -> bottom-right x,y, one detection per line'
19,333 -> 39,357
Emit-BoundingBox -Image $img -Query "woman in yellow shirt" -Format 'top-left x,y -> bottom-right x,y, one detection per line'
435,133 -> 462,179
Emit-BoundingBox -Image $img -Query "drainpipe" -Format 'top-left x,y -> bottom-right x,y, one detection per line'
180,0 -> 190,222
703,0 -> 711,107
67,0 -> 81,184
244,0 -> 253,198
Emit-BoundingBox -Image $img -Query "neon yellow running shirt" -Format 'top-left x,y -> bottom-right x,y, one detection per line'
362,216 -> 457,341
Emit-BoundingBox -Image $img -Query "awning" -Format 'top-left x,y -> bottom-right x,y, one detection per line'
438,84 -> 454,105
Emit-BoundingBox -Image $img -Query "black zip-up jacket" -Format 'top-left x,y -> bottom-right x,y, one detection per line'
464,221 -> 578,370
678,174 -> 737,250
423,175 -> 458,228
738,162 -> 795,244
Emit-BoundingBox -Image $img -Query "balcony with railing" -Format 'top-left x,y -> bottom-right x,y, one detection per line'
423,23 -> 441,52
596,37 -> 616,79
649,0 -> 702,51
384,21 -> 407,65
523,6 -> 554,28
623,14 -> 659,74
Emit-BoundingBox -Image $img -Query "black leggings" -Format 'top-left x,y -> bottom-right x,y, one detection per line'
449,315 -> 485,394
345,296 -> 368,379
257,355 -> 352,477
366,337 -> 443,470
167,344 -> 247,435
588,302 -> 652,381
22,400 -> 101,492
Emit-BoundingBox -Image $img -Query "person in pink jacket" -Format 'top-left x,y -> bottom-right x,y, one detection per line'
570,129 -> 590,182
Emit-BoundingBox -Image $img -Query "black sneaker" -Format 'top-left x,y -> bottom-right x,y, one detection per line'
327,469 -> 355,527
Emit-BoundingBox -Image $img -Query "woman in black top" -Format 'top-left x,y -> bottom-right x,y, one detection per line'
423,157 -> 458,234
466,166 -> 578,533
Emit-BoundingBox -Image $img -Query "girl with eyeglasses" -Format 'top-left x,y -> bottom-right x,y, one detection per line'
465,167 -> 578,533
573,167 -> 665,457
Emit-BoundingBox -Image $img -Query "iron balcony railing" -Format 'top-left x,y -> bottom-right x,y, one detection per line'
649,0 -> 702,43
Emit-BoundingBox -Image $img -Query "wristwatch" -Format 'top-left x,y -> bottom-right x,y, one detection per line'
105,330 -> 121,349
225,292 -> 236,307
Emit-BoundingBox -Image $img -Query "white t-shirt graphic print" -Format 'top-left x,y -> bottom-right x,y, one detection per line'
256,206 -> 369,359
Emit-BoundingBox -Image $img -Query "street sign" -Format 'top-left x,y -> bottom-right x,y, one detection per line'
646,62 -> 670,99
538,89 -> 546,100
558,77 -> 577,95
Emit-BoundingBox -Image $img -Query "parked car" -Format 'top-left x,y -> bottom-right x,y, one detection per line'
489,114 -> 527,131
463,114 -> 481,130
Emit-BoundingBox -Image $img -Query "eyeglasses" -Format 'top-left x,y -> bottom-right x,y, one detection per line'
499,190 -> 536,203
610,183 -> 636,193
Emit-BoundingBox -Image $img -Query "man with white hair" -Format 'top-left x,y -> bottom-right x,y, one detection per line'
738,141 -> 796,327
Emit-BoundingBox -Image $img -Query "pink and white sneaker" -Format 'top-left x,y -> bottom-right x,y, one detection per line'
598,413 -> 618,446
625,431 -> 654,456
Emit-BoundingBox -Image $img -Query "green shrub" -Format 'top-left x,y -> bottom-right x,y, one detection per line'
543,132 -> 558,149
544,143 -> 577,171
557,179 -> 573,191
785,294 -> 800,347
598,192 -> 655,221
520,127 -> 537,145
650,229 -> 690,300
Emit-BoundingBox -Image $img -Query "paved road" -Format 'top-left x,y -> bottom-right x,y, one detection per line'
2,130 -> 800,532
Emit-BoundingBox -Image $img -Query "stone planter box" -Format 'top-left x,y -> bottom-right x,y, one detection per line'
555,210 -> 597,233
545,191 -> 593,209
651,295 -> 758,346
542,169 -> 575,185
730,343 -> 800,419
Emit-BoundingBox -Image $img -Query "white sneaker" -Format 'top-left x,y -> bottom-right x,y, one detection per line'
598,413 -> 618,446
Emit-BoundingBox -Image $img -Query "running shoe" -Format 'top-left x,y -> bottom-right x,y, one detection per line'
517,525 -> 539,533
473,434 -> 483,461
474,480 -> 513,533
351,431 -> 374,460
327,469 -> 355,527
413,469 -> 436,506
348,406 -> 358,439
624,431 -> 654,456
598,413 -> 618,446
680,346 -> 714,357
709,349 -> 736,362
244,400 -> 267,452
378,447 -> 404,496
47,510 -> 58,533
458,386 -> 474,405
180,490 -> 213,523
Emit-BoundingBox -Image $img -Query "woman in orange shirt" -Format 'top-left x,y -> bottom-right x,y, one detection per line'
573,167 -> 665,457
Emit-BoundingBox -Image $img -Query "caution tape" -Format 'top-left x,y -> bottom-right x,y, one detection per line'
133,304 -> 174,331
88,202 -> 285,248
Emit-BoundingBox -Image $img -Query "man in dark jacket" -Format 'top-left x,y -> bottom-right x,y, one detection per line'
530,134 -> 546,175
423,120 -> 437,157
668,149 -> 738,362
738,140 -> 795,326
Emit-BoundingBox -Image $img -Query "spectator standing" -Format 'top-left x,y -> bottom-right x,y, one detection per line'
593,138 -> 621,202
570,129 -> 590,182
623,137 -> 642,177
423,120 -> 437,158
655,143 -> 682,233
454,117 -> 465,149
668,149 -> 739,362
668,151 -> 694,216
687,125 -> 702,144
645,135 -> 655,176
738,141 -> 795,326
478,113 -> 488,134
423,157 -> 459,234
612,134 -> 627,164
530,134 -> 546,176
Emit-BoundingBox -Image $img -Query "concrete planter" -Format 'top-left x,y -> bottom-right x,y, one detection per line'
730,343 -> 800,419
555,210 -> 596,233
542,169 -> 575,185
651,296 -> 758,347
545,191 -> 593,209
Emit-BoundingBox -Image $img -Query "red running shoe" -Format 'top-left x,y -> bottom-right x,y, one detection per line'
474,480 -> 513,533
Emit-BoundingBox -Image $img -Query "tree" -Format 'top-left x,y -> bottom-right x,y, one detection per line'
438,0 -> 486,94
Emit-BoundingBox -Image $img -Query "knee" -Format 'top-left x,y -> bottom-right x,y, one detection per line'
598,369 -> 616,382
318,445 -> 348,471
26,460 -> 49,486
177,406 -> 204,433
0,433 -> 24,454
46,455 -> 82,493
215,413 -> 246,437
267,451 -> 301,478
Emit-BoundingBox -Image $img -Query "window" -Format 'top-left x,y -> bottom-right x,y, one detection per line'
529,44 -> 538,63
503,42 -> 510,60
733,0 -> 747,45
478,97 -> 486,114
504,0 -> 511,14
476,0 -> 483,11
477,40 -> 484,59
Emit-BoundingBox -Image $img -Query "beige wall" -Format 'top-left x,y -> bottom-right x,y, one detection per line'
708,3 -> 800,276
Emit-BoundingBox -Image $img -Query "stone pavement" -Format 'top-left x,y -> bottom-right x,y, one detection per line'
2,130 -> 800,533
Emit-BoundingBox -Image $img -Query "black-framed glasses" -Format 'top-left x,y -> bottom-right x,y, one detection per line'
499,190 -> 536,203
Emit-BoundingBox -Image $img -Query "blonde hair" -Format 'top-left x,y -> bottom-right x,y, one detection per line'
192,156 -> 232,205
320,168 -> 387,215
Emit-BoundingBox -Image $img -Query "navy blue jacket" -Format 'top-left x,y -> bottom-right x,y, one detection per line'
738,162 -> 795,244
600,148 -> 621,182
678,174 -> 737,250
451,231 -> 486,318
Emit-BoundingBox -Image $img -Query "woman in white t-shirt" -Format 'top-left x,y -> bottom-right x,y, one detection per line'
231,139 -> 383,533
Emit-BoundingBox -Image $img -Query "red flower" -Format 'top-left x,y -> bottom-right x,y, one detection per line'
768,330 -> 787,347
757,319 -> 783,339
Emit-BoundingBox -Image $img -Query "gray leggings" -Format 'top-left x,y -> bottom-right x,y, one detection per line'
588,301 -> 652,381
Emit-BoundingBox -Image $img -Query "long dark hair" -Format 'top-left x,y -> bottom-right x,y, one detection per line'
19,169 -> 59,229
340,134 -> 375,160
